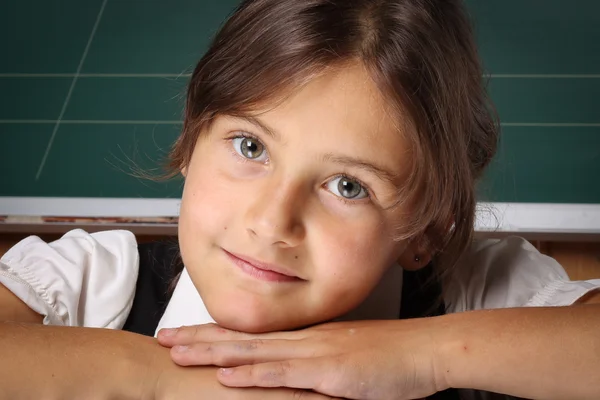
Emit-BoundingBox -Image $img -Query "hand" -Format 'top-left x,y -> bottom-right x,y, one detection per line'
154,364 -> 339,400
157,319 -> 449,400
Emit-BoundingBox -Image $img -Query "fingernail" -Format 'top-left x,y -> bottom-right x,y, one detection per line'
174,345 -> 189,353
160,328 -> 178,337
219,368 -> 234,376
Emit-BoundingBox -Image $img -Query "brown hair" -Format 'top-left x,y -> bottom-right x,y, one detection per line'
168,0 -> 499,287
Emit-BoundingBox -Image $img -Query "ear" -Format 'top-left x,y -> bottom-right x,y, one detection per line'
397,236 -> 433,271
181,166 -> 187,177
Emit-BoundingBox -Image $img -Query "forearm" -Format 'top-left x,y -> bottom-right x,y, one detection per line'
437,305 -> 600,399
0,322 -> 165,400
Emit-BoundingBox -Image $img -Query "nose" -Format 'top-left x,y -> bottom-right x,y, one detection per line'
244,177 -> 306,248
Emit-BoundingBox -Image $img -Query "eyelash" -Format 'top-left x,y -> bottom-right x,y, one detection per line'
225,132 -> 270,164
326,174 -> 372,205
225,131 -> 373,205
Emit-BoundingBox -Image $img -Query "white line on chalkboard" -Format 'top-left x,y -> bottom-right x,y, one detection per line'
2,120 -> 600,127
0,73 -> 192,78
486,74 -> 600,79
500,123 -> 600,127
2,73 -> 599,79
34,0 -> 109,182
0,120 -> 183,124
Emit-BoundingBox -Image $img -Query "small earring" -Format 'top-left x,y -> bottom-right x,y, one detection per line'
414,255 -> 421,263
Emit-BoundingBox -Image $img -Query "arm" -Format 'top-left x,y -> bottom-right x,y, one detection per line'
0,233 -> 164,399
159,302 -> 600,400
440,302 -> 600,399
0,234 -> 161,399
0,321 -> 160,399
0,321 -> 335,400
0,282 -> 155,399
0,233 -> 154,399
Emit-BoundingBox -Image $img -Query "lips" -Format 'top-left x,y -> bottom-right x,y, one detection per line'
223,249 -> 302,283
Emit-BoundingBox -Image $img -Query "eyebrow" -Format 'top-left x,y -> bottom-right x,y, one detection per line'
238,115 -> 280,140
323,153 -> 401,184
236,115 -> 400,184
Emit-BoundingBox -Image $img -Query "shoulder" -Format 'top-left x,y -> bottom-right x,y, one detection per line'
444,236 -> 600,312
2,229 -> 138,265
0,229 -> 139,327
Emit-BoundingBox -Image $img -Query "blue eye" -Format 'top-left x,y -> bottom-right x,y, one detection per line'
232,136 -> 268,161
327,176 -> 368,200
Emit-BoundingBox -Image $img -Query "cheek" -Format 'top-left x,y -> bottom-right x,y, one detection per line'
311,217 -> 398,305
181,177 -> 223,230
178,157 -> 237,255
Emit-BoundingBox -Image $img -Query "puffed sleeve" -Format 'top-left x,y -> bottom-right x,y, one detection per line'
0,229 -> 139,328
445,236 -> 600,313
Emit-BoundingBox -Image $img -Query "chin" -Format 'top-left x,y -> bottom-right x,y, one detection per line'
215,315 -> 278,333
207,303 -> 302,333
211,313 -> 275,333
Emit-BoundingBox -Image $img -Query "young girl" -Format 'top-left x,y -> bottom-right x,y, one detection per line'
1,0 -> 599,399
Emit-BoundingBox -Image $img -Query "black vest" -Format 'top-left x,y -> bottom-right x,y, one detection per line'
124,241 -> 459,400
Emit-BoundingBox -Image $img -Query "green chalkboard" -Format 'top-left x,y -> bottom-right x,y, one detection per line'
0,0 -> 599,203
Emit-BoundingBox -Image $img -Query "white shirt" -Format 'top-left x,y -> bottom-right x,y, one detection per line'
1,229 -> 599,400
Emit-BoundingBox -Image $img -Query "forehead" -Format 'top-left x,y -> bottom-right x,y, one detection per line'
253,63 -> 411,179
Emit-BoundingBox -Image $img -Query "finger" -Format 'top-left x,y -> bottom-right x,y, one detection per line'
157,323 -> 250,346
170,339 -> 315,367
158,323 -> 308,346
216,357 -> 338,392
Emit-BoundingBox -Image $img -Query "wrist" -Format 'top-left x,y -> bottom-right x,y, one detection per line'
111,331 -> 172,400
151,357 -> 178,400
430,312 -> 476,391
137,338 -> 180,400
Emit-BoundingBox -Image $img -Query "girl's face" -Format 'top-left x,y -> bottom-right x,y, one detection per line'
179,63 -> 415,333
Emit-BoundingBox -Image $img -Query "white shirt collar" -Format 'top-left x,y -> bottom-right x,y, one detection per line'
155,268 -> 215,335
155,263 -> 403,337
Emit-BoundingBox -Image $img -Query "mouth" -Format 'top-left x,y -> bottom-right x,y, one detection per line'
223,249 -> 303,283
